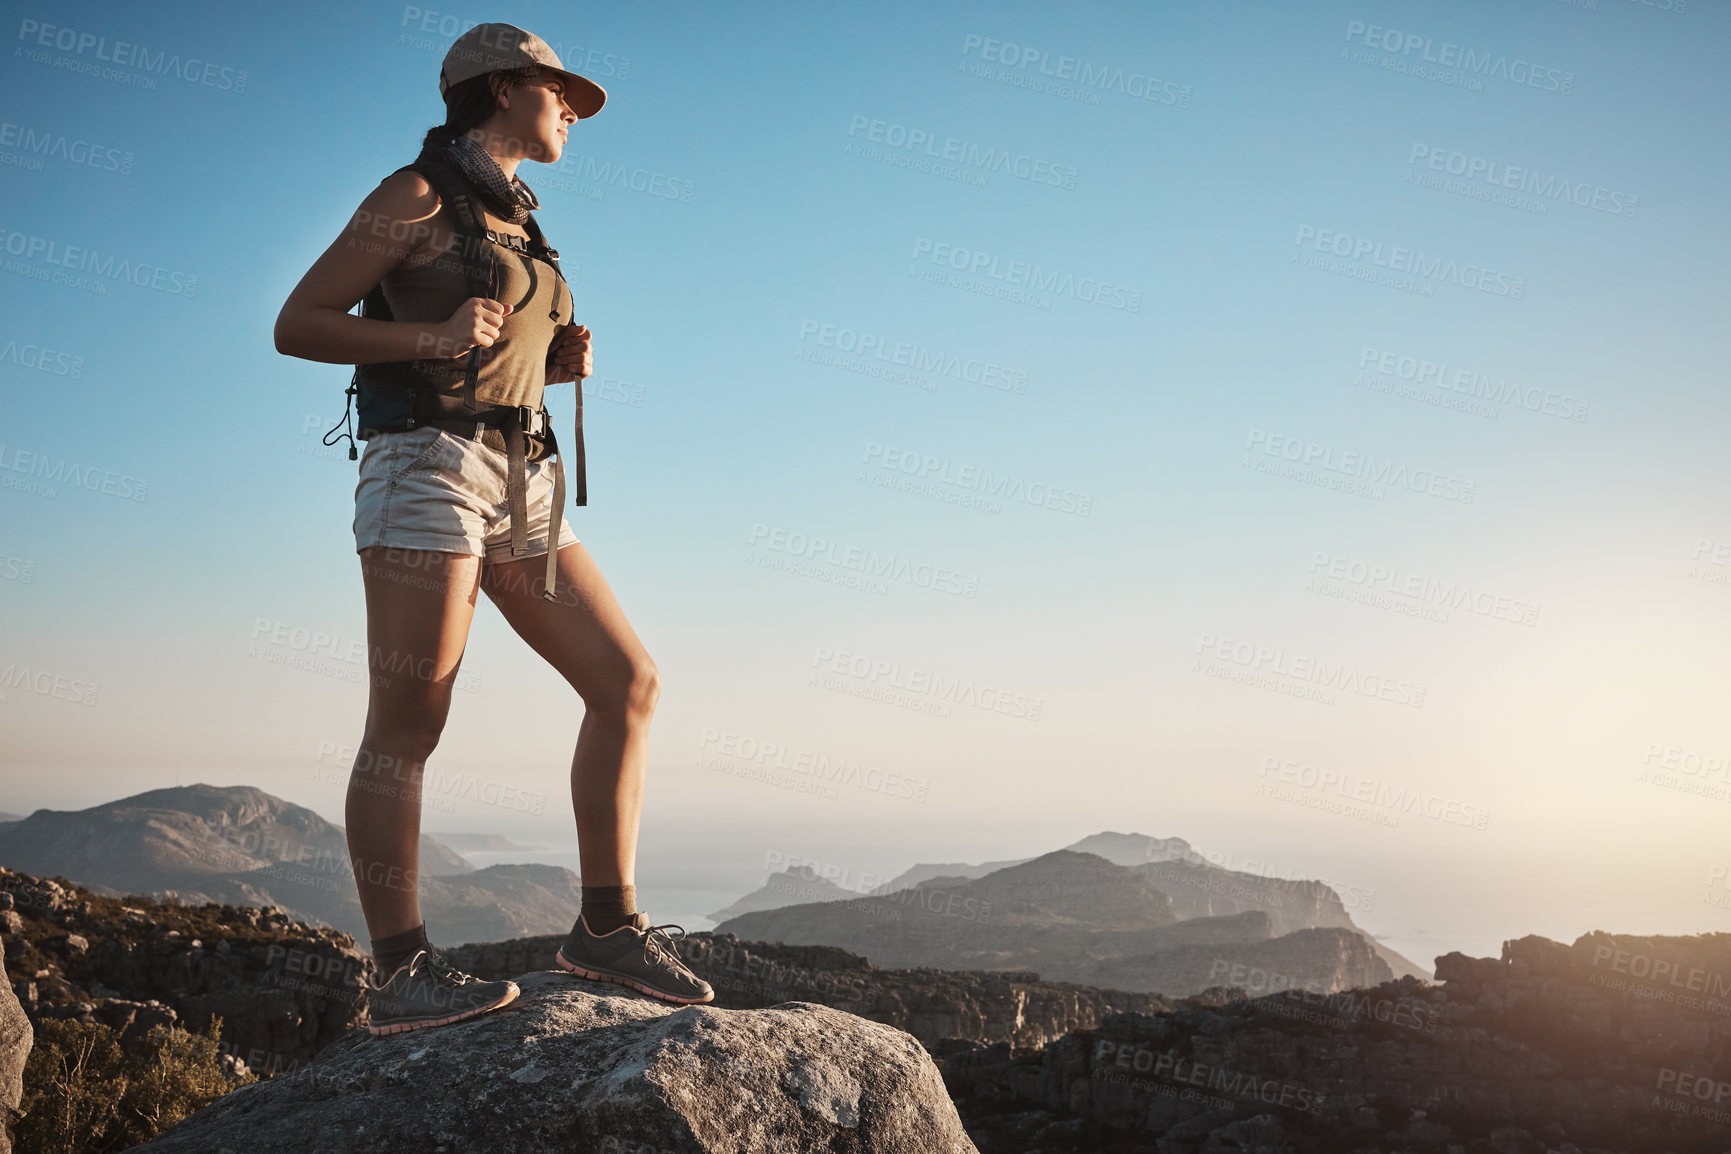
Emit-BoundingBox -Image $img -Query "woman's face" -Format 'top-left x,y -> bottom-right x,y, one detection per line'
488,72 -> 577,164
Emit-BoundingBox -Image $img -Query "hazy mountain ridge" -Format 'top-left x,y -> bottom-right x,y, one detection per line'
0,785 -> 580,945
716,850 -> 1395,996
717,830 -> 1427,985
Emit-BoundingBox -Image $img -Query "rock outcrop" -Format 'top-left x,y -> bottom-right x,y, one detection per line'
1,866 -> 368,1069
942,930 -> 1731,1153
448,931 -> 1183,1052
138,971 -> 979,1153
0,932 -> 30,1154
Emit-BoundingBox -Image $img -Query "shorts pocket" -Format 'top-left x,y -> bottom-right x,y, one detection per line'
385,429 -> 454,485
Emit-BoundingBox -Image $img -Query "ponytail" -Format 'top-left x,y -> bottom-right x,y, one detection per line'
421,65 -> 550,152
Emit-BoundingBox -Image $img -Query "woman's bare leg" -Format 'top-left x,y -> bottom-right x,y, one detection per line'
479,542 -> 659,887
348,546 -> 483,940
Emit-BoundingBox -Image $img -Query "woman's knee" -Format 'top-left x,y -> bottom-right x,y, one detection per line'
584,656 -> 660,724
628,659 -> 661,719
362,692 -> 456,763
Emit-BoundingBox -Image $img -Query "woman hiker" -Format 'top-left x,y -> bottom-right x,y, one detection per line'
273,22 -> 712,1034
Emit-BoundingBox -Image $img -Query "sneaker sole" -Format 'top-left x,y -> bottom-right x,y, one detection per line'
367,982 -> 520,1037
555,949 -> 715,1004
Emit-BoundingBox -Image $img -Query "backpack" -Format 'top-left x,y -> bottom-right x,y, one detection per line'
322,140 -> 584,601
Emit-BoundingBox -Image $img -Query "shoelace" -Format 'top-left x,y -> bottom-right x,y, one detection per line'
405,948 -> 479,986
641,923 -> 693,972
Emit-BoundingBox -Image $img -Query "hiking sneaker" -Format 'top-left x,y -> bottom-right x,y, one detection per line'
366,949 -> 520,1036
556,912 -> 714,1004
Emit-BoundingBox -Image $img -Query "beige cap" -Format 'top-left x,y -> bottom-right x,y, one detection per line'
439,23 -> 607,119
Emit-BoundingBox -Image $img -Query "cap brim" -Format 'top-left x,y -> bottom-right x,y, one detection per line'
552,69 -> 607,119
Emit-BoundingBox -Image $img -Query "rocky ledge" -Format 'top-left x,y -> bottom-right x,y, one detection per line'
447,930 -> 1179,1052
1,866 -> 368,1069
942,931 -> 1731,1153
137,970 -> 978,1153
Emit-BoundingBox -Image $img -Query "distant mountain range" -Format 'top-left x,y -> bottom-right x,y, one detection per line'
0,785 -> 1425,997
711,831 -> 1424,996
0,785 -> 580,946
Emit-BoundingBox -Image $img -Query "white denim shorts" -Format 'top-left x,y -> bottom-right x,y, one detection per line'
353,426 -> 579,562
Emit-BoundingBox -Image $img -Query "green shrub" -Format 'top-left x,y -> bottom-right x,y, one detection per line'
13,1015 -> 254,1153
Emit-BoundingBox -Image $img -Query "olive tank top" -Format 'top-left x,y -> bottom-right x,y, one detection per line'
376,220 -> 573,413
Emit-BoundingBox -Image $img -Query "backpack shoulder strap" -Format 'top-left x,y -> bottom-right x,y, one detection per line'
406,149 -> 495,294
518,212 -> 564,279
403,145 -> 498,413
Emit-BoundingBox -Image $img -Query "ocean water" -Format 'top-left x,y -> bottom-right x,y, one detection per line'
458,845 -> 775,933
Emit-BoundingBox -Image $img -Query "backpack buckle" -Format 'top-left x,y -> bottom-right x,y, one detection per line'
518,406 -> 547,439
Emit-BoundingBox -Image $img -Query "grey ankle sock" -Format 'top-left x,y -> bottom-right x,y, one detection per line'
371,922 -> 430,976
582,885 -> 637,934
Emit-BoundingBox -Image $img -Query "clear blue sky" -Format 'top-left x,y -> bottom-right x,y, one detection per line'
2,0 -> 1728,959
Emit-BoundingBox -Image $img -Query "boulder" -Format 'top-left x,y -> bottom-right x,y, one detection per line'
0,936 -> 31,1154
139,972 -> 978,1153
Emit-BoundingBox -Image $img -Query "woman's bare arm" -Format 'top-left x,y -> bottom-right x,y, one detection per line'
273,171 -> 507,365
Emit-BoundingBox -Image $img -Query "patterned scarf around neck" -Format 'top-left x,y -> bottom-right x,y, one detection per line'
443,133 -> 540,225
